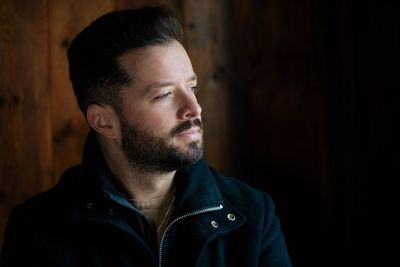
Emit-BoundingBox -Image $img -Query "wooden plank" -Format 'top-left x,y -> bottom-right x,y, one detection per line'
0,0 -> 51,244
229,1 -> 329,266
229,0 -> 328,179
48,0 -> 114,182
181,0 -> 232,174
115,0 -> 178,10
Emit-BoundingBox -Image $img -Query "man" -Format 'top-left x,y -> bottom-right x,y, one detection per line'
1,6 -> 292,267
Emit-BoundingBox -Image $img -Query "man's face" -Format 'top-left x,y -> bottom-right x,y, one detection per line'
117,40 -> 203,173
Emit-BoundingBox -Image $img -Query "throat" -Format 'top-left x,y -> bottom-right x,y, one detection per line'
131,186 -> 176,242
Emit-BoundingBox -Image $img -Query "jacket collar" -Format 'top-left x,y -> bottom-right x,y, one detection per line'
80,131 -> 135,210
173,158 -> 224,215
79,131 -> 225,215
74,131 -> 246,235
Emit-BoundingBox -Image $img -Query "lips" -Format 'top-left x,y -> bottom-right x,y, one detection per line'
171,118 -> 203,136
177,127 -> 202,136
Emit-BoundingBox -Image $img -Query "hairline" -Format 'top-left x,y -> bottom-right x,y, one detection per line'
98,39 -> 180,117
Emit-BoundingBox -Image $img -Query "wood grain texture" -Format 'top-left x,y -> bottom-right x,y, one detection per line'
3,2 -> 388,266
116,0 -> 178,9
181,0 -> 232,174
228,1 -> 328,265
47,0 -> 113,185
0,0 -> 52,242
0,0 -> 235,245
231,0 -> 326,179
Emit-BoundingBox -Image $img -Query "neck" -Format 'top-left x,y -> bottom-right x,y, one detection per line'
99,137 -> 176,202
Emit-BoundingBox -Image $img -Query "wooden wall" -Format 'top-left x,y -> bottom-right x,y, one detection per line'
1,0 -> 398,266
0,0 -> 233,248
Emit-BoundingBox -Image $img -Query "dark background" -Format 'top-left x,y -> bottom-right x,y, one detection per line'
227,1 -> 399,266
1,0 -> 398,266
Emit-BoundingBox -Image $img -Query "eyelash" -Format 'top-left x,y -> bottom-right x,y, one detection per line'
154,92 -> 172,101
154,86 -> 199,101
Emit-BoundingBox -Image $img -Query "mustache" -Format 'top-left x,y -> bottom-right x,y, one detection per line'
171,118 -> 203,136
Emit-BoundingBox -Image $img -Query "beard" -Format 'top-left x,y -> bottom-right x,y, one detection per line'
120,115 -> 204,173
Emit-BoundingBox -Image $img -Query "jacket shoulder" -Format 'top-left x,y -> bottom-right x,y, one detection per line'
210,167 -> 292,264
1,166 -> 83,266
209,167 -> 272,208
8,166 -> 82,220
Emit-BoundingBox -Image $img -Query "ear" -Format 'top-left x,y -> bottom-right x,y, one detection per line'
86,104 -> 120,140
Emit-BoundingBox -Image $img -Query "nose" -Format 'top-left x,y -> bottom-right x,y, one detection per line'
177,90 -> 202,119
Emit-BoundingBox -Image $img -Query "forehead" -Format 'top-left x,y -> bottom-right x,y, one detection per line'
118,40 -> 195,87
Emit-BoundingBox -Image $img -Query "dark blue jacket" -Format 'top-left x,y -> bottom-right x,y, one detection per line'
1,133 -> 292,267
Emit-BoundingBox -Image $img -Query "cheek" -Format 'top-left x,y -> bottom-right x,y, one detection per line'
136,111 -> 175,134
122,99 -> 178,133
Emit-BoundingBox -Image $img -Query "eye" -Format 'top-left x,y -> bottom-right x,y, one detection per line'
189,86 -> 198,93
154,91 -> 172,101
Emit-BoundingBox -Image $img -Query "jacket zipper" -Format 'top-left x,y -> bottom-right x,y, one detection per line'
158,204 -> 224,267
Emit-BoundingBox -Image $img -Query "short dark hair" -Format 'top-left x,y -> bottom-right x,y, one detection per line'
67,6 -> 182,114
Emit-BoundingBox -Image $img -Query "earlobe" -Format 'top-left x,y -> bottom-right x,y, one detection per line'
86,104 -> 119,139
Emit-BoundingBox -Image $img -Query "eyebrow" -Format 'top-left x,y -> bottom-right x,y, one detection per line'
144,74 -> 197,94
